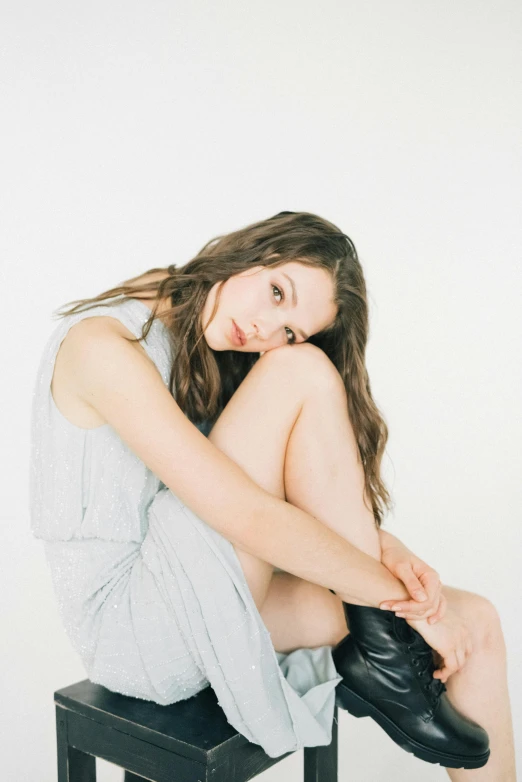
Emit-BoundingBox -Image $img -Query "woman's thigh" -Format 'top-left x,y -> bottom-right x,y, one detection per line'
207,343 -> 339,613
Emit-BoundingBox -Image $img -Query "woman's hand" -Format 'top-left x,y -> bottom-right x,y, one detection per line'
405,606 -> 474,683
378,532 -> 446,624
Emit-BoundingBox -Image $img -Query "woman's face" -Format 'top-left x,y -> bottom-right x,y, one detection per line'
201,260 -> 338,352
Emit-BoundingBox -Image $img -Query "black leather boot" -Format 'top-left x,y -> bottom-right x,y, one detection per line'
332,602 -> 490,769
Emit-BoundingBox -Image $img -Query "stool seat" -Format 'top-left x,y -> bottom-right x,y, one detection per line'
55,679 -> 338,781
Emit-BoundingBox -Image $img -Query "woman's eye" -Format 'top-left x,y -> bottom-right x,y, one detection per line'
272,285 -> 296,344
285,327 -> 296,344
272,284 -> 283,303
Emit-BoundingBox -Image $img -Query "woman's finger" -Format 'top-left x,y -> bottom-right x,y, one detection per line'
431,595 -> 448,624
416,567 -> 441,595
397,598 -> 442,620
445,650 -> 460,679
395,608 -> 433,619
384,597 -> 437,615
409,563 -> 437,600
428,594 -> 447,624
380,566 -> 441,613
434,649 -> 458,682
397,563 -> 428,602
418,570 -> 442,605
381,589 -> 433,613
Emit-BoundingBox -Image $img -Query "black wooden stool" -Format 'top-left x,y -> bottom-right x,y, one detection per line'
55,679 -> 338,781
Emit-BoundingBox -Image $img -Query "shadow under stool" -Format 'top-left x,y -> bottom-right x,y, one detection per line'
55,679 -> 338,782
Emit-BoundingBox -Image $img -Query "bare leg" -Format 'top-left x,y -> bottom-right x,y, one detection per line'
438,586 -> 517,782
208,344 -> 517,778
208,342 -> 380,650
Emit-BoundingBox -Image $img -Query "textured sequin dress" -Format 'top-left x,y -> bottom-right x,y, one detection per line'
29,296 -> 342,758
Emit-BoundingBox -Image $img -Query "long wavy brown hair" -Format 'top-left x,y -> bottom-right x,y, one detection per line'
56,210 -> 392,527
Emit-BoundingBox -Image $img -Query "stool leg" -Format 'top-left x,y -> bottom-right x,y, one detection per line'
303,704 -> 338,782
56,706 -> 96,781
68,748 -> 96,781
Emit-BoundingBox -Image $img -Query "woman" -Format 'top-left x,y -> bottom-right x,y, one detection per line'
30,211 -> 516,777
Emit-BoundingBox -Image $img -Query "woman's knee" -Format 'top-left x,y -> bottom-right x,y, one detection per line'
256,342 -> 344,394
442,586 -> 506,656
475,595 -> 506,653
451,588 -> 506,654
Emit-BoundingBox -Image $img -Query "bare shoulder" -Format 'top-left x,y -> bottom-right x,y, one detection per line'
64,313 -> 142,343
51,268 -> 171,429
51,315 -> 149,429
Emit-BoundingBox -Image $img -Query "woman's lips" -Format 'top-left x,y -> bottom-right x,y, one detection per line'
231,320 -> 246,346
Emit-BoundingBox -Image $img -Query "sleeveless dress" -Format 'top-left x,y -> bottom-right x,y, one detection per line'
29,296 -> 342,758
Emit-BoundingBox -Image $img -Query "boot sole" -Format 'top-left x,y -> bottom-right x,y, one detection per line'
335,681 -> 490,769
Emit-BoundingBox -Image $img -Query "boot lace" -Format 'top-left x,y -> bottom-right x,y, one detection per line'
392,617 -> 447,708
407,643 -> 447,707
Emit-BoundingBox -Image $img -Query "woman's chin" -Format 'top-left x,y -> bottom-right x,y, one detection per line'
204,335 -> 230,352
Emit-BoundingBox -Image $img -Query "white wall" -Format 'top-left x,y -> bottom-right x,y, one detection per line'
2,1 -> 520,779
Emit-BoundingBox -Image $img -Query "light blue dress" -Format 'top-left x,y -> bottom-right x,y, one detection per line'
29,296 -> 342,758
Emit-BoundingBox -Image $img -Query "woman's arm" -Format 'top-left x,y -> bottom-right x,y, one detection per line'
378,528 -> 410,554
63,317 -> 410,608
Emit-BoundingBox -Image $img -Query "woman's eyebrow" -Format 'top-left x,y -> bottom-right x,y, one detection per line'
282,272 -> 298,306
281,272 -> 309,340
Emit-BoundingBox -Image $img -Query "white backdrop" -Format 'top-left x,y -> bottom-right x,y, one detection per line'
1,1 -> 520,780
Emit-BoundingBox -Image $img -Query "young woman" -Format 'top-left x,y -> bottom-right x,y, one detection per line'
30,212 -> 516,777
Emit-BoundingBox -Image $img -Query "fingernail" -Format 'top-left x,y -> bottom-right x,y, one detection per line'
414,591 -> 427,601
391,605 -> 401,611
380,605 -> 390,610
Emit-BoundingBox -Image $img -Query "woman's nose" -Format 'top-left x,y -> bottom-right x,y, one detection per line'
248,325 -> 261,342
250,320 -> 272,342
250,314 -> 282,342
